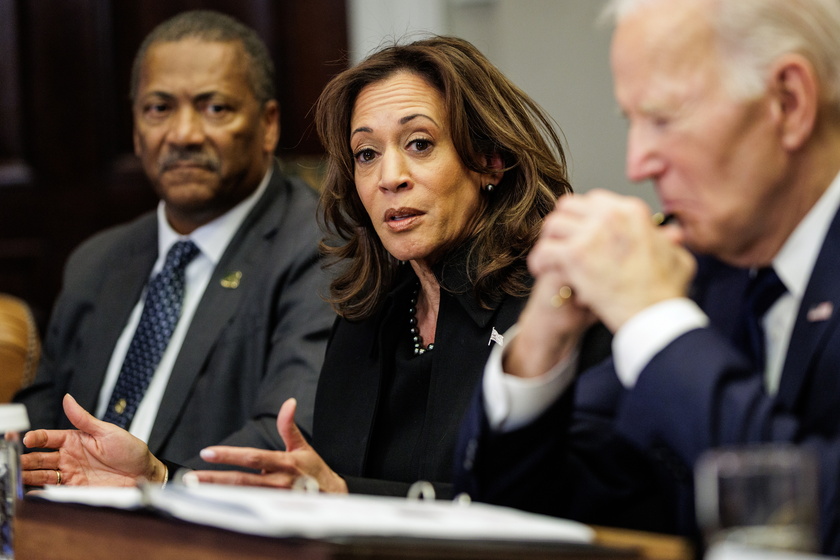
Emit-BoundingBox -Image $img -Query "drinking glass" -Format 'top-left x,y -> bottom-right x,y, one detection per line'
695,444 -> 820,553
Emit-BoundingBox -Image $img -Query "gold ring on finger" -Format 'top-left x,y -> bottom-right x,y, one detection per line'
550,285 -> 574,308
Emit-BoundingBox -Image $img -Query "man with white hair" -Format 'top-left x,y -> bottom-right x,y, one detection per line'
456,0 -> 840,553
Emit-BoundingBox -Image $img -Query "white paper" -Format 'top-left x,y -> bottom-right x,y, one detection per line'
32,485 -> 143,509
36,483 -> 594,544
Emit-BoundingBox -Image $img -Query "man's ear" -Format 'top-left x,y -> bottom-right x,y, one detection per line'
768,53 -> 818,151
262,99 -> 281,154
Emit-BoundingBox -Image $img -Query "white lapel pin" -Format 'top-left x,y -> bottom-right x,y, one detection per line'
488,327 -> 504,347
807,301 -> 833,322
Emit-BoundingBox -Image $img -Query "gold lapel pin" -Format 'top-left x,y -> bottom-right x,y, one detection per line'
220,271 -> 242,289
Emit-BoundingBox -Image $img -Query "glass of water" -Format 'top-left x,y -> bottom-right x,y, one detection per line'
695,444 -> 820,553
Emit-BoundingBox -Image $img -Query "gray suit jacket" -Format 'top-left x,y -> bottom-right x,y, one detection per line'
16,164 -> 335,468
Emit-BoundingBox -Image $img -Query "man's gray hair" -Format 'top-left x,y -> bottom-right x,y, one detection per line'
601,0 -> 840,111
129,10 -> 276,104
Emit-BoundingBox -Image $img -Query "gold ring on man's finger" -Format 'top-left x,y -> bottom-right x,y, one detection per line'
55,469 -> 62,486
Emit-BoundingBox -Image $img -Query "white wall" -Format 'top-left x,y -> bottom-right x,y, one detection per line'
348,0 -> 447,60
346,0 -> 659,208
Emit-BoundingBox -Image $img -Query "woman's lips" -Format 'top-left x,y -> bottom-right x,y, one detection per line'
383,207 -> 424,232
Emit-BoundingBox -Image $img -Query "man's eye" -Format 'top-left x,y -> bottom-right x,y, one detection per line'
145,103 -> 170,115
650,115 -> 670,129
207,104 -> 230,116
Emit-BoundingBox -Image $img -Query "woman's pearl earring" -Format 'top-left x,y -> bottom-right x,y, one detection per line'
483,183 -> 495,193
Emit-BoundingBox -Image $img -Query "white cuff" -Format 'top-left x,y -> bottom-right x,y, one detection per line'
613,298 -> 709,388
483,325 -> 579,432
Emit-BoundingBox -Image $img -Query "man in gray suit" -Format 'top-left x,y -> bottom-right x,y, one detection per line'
15,10 -> 334,482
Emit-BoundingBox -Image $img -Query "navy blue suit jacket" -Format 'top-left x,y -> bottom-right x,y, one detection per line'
456,207 -> 840,554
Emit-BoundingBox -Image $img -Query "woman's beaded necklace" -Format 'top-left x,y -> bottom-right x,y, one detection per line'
409,282 -> 434,356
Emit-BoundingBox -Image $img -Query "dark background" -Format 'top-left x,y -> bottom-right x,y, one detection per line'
0,0 -> 348,331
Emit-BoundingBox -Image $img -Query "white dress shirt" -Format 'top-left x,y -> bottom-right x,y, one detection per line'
96,168 -> 272,441
484,171 -> 840,431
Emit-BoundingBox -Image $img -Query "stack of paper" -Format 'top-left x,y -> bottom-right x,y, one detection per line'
36,483 -> 594,544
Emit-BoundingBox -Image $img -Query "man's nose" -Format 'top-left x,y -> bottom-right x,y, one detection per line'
168,108 -> 206,146
625,124 -> 666,182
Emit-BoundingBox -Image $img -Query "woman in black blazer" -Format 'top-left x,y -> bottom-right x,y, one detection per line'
19,36 -> 607,496
188,36 -> 603,497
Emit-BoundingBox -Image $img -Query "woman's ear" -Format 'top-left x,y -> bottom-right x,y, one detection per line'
483,153 -> 505,186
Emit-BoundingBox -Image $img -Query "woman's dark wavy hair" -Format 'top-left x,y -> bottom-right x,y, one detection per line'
315,35 -> 571,320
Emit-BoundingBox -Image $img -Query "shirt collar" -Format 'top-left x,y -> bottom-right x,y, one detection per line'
384,257 -> 501,331
156,165 -> 273,267
774,169 -> 840,299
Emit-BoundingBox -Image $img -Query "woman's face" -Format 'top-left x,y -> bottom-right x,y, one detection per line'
349,71 -> 486,269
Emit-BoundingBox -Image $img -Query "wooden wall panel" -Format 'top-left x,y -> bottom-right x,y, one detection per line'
0,0 -> 348,329
0,0 -> 31,185
0,0 -> 22,159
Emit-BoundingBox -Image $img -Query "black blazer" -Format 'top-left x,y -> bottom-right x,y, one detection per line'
16,164 -> 336,468
313,261 -> 528,498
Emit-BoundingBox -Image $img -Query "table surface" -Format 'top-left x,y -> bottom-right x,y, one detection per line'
15,497 -> 695,560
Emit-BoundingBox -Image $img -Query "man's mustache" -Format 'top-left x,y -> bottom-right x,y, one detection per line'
158,149 -> 221,173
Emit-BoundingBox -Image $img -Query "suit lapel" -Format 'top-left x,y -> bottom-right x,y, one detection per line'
777,208 -> 840,411
146,175 -> 283,453
354,281 -> 402,474
691,256 -> 751,340
419,292 -> 519,476
70,227 -> 157,413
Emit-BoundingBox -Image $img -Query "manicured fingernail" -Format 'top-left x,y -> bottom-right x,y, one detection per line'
181,471 -> 199,487
199,448 -> 216,460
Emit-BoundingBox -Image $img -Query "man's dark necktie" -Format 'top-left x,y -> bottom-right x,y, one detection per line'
733,267 -> 787,372
102,240 -> 200,429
